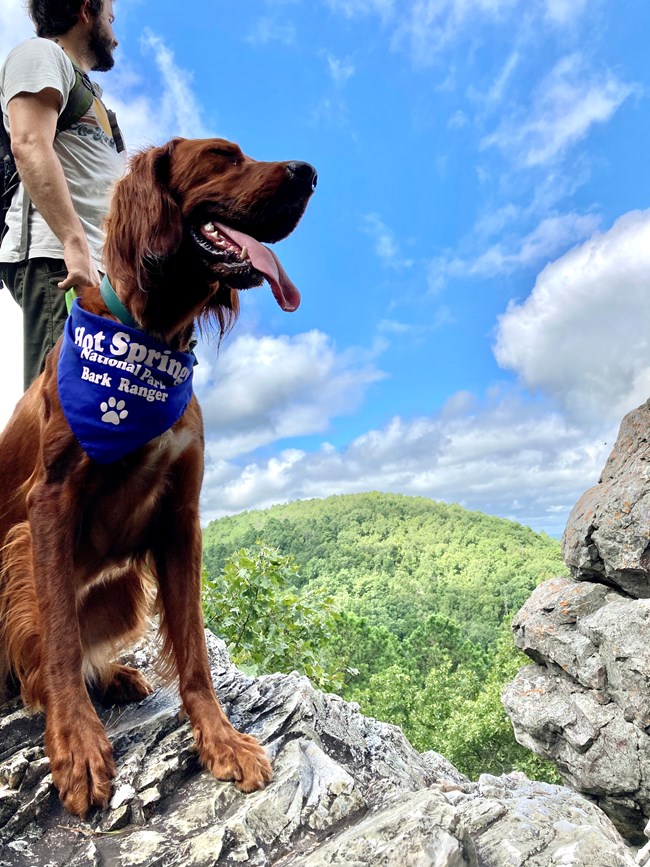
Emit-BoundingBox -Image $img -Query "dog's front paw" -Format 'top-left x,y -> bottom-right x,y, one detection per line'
195,727 -> 272,793
46,715 -> 115,817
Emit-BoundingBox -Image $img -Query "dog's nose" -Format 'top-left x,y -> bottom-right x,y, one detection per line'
286,161 -> 318,192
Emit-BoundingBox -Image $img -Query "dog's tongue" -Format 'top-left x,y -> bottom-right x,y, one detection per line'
215,223 -> 301,311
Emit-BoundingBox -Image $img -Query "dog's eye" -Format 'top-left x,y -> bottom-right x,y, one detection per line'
210,148 -> 241,166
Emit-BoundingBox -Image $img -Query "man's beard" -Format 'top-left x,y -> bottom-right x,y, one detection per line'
89,19 -> 115,72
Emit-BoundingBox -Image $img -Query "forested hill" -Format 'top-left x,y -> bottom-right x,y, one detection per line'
202,492 -> 566,646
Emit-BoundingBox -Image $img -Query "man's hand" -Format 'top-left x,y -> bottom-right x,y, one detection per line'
8,89 -> 98,288
58,242 -> 100,291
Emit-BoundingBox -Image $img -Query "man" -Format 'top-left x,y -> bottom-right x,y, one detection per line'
0,0 -> 123,389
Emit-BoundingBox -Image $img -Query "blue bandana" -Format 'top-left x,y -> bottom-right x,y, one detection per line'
58,299 -> 194,463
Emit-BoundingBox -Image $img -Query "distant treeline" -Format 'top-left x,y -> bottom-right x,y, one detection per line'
202,492 -> 566,780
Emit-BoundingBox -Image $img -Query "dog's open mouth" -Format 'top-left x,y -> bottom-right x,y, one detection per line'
191,222 -> 301,312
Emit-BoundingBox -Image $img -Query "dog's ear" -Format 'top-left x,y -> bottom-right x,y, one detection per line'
141,139 -> 184,260
104,139 -> 184,292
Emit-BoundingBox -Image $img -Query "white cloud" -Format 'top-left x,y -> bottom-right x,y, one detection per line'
474,203 -> 522,240
0,291 -> 25,428
190,207 -> 646,536
377,307 -> 455,338
311,52 -> 355,127
447,109 -> 468,129
362,213 -> 414,269
140,30 -> 210,139
482,54 -> 636,167
100,30 -> 212,151
428,211 -> 599,290
327,54 -> 355,86
199,389 -> 612,536
246,18 -> 297,46
392,0 -> 520,66
195,330 -> 384,460
0,11 -> 207,151
544,0 -> 590,26
486,51 -> 520,107
0,0 -> 34,62
101,86 -> 166,152
471,212 -> 600,272
494,209 -> 650,424
378,319 -> 417,335
325,0 -> 592,63
325,0 -> 396,21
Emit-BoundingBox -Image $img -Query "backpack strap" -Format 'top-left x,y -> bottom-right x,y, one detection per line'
0,112 -> 20,243
105,108 -> 125,154
57,63 -> 95,133
17,185 -> 30,260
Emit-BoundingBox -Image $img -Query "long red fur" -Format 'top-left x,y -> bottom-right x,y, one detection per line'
0,137 -> 314,817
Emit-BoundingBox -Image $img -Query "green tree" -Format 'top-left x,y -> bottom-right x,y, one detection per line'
327,611 -> 401,689
349,622 -> 560,783
403,613 -> 490,684
201,494 -> 566,783
202,492 -> 566,646
429,625 -> 561,781
202,542 -> 343,691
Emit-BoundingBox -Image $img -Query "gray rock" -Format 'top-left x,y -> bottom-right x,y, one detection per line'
0,632 -> 639,866
511,576 -> 650,730
505,402 -> 650,845
504,661 -> 650,840
563,400 -> 650,597
505,574 -> 650,840
459,773 -> 638,867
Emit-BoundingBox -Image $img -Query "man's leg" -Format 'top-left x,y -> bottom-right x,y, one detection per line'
0,258 -> 68,390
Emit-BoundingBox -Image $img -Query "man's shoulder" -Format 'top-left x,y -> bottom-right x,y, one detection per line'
4,37 -> 72,68
1,38 -> 76,103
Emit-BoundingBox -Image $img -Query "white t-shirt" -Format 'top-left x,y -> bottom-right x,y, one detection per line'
0,38 -> 125,269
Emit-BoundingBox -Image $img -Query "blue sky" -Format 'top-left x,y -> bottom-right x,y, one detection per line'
1,0 -> 649,536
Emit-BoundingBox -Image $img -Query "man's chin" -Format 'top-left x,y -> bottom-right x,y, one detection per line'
90,57 -> 115,72
89,30 -> 116,72
91,54 -> 115,73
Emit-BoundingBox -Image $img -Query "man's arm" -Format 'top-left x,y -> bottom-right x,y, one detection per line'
7,87 -> 100,290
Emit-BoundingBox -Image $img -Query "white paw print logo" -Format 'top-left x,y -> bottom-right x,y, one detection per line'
100,396 -> 128,425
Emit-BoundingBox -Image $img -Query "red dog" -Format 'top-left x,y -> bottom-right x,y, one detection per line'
0,137 -> 316,817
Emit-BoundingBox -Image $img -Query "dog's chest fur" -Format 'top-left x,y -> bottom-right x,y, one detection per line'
73,425 -> 199,573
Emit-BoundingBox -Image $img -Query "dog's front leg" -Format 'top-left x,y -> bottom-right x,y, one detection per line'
155,500 -> 272,793
28,480 -> 115,817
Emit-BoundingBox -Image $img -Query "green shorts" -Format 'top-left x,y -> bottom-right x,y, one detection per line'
0,257 -> 68,391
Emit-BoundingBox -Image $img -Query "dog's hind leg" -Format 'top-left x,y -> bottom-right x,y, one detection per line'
77,566 -> 154,705
0,522 -> 44,708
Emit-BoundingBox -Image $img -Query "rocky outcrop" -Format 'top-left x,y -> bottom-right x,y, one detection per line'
0,632 -> 640,866
505,400 -> 650,849
503,576 -> 650,842
563,399 -> 650,597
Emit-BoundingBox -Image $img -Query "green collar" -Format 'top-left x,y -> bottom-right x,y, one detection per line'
99,274 -> 138,328
64,278 -> 198,365
64,276 -> 138,327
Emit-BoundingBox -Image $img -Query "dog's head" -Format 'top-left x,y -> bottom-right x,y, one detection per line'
102,137 -> 317,341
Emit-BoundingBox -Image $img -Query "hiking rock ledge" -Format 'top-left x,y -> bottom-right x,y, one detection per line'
0,630 -> 639,866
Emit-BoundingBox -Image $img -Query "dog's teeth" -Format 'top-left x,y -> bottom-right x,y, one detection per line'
240,245 -> 249,260
204,222 -> 215,233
